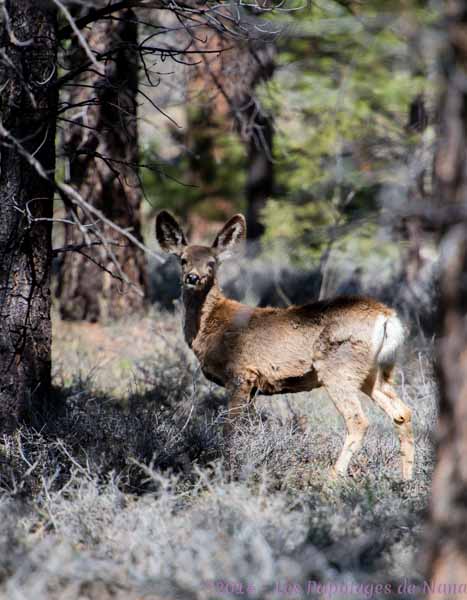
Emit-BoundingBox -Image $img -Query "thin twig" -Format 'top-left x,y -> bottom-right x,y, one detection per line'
52,0 -> 104,75
0,120 -> 165,265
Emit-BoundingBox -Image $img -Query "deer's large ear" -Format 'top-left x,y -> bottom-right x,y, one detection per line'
212,214 -> 246,260
155,211 -> 187,256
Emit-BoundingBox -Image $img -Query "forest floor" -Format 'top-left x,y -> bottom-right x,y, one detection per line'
0,307 -> 437,600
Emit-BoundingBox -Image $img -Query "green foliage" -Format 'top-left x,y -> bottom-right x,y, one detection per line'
140,0 -> 436,271
261,197 -> 401,277
141,128 -> 246,222
258,0 -> 435,268
261,198 -> 339,263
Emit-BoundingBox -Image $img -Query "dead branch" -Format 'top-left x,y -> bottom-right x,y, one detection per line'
0,120 -> 165,268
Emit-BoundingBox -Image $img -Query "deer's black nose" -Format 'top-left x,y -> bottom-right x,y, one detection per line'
185,273 -> 200,286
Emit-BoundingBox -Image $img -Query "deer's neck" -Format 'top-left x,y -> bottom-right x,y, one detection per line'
182,283 -> 225,348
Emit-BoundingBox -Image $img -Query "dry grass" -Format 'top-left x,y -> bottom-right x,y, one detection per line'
0,306 -> 437,600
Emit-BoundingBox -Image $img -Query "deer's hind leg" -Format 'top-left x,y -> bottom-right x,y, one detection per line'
325,383 -> 370,476
371,368 -> 414,480
315,341 -> 373,477
318,372 -> 369,476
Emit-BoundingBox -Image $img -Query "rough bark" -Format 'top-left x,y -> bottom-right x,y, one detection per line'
428,3 -> 467,594
0,0 -> 58,431
57,9 -> 147,322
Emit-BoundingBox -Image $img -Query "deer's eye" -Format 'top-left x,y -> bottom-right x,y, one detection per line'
207,261 -> 216,269
181,257 -> 187,266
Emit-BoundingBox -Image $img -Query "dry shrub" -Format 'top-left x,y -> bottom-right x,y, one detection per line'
0,309 -> 436,600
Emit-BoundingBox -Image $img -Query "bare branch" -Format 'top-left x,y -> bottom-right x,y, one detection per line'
57,183 -> 164,264
58,0 -> 146,40
0,120 -> 164,264
52,240 -> 126,255
52,0 -> 104,75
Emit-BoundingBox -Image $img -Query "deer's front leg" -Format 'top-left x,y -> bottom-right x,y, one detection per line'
224,378 -> 253,438
224,378 -> 253,467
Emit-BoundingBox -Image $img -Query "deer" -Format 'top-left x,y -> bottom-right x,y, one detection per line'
155,211 -> 415,480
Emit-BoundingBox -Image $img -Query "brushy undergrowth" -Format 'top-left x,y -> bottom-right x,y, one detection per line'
0,308 -> 436,600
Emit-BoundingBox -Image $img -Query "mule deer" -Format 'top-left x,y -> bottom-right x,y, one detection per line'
156,211 -> 415,480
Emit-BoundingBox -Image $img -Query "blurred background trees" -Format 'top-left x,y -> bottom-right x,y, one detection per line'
0,0 -> 440,424
0,0 -> 277,427
56,6 -> 148,322
428,0 -> 467,589
145,1 -> 436,303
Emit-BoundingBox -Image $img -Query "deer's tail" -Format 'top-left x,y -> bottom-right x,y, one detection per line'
373,313 -> 405,369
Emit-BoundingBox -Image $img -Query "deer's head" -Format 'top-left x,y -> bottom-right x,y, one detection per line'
155,211 -> 246,292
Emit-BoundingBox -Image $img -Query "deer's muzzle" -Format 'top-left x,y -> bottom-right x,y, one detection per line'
185,273 -> 200,286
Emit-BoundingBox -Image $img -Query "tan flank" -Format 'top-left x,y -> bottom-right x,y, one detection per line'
155,211 -> 414,480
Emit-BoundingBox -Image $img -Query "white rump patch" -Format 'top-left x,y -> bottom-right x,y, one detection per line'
372,313 -> 405,367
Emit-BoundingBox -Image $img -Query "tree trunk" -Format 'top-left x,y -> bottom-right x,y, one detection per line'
428,3 -> 467,593
0,0 -> 58,431
57,9 -> 147,322
185,20 -> 275,245
244,87 -> 275,244
234,43 -> 275,246
185,31 -> 232,229
404,94 -> 428,286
